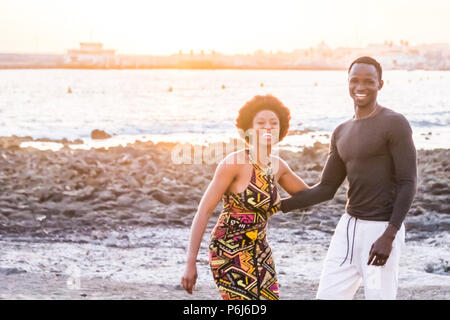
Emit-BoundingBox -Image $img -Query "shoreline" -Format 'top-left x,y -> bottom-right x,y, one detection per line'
1,127 -> 448,153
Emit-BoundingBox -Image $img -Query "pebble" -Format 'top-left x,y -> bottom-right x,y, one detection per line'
0,267 -> 27,275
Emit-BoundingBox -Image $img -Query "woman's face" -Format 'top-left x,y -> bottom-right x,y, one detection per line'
251,109 -> 280,147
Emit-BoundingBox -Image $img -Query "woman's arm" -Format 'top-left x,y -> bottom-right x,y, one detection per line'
181,157 -> 237,294
276,157 -> 310,195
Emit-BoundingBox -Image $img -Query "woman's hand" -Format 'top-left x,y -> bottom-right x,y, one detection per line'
181,263 -> 198,294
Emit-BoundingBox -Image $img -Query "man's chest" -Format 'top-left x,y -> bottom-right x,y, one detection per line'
335,124 -> 390,162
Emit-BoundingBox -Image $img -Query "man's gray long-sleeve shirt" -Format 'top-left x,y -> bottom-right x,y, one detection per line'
281,107 -> 417,229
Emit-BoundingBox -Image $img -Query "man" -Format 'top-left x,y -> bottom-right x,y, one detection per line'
281,56 -> 417,300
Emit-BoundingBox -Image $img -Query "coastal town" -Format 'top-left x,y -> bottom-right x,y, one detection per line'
0,41 -> 449,70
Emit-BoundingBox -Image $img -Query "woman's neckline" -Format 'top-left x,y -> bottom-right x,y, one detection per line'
246,149 -> 273,173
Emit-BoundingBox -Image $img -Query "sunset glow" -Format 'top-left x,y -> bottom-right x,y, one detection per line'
1,0 -> 449,54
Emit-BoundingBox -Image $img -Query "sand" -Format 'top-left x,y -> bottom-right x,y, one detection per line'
0,226 -> 448,300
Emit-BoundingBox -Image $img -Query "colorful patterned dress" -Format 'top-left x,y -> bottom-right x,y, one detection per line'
209,151 -> 281,300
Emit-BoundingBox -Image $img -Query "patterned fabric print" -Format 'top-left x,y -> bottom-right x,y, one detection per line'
209,157 -> 281,300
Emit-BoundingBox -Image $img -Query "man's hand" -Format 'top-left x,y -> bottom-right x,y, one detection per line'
367,224 -> 398,266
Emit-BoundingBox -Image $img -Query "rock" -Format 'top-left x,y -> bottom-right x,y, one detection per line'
308,163 -> 323,171
50,192 -> 64,203
174,195 -> 189,204
0,213 -> 9,225
410,206 -> 426,216
189,176 -> 206,187
62,203 -> 86,218
91,129 -> 111,140
175,206 -> 195,215
110,185 -> 128,197
69,160 -> 90,175
124,176 -> 141,189
152,190 -> 171,205
116,212 -> 133,220
134,199 -> 157,211
63,186 -> 96,201
118,154 -> 133,166
37,187 -> 52,203
406,221 -> 440,232
421,202 -> 443,212
169,218 -> 188,226
76,186 -> 96,201
63,209 -> 77,218
142,159 -> 157,173
429,182 -> 449,195
0,268 -> 27,275
92,202 -> 115,211
333,195 -> 347,205
116,195 -> 134,207
425,259 -> 449,275
153,212 -> 167,219
98,190 -> 116,202
35,215 -> 47,222
8,212 -> 34,221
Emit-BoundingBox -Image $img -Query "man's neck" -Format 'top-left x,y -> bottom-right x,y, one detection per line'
354,101 -> 379,120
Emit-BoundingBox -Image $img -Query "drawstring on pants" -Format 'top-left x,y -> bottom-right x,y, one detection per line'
340,216 -> 358,267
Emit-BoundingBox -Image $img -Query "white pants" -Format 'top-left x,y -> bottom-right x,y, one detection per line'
316,213 -> 405,300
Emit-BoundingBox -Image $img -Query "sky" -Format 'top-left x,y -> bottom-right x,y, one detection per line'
0,0 -> 449,55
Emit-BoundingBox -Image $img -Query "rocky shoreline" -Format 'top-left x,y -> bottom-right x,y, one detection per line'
0,136 -> 449,240
0,136 -> 449,299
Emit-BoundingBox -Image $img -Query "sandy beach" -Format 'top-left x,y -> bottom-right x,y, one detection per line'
0,136 -> 449,299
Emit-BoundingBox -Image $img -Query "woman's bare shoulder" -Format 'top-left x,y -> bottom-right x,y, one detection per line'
220,149 -> 249,167
213,150 -> 249,178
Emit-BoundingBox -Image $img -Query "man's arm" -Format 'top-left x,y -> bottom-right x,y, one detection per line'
368,114 -> 417,266
387,114 -> 417,229
281,132 -> 347,213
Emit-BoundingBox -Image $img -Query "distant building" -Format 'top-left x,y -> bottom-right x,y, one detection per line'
65,42 -> 117,67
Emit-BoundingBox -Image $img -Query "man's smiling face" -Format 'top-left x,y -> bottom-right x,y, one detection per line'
348,63 -> 383,108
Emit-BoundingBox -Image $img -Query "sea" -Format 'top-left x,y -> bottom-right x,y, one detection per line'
0,69 -> 448,151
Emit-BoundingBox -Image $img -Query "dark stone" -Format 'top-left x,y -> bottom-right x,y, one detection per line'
38,188 -> 52,203
50,192 -> 64,203
308,163 -> 323,171
0,268 -> 27,275
91,129 -> 111,140
174,195 -> 189,204
152,190 -> 171,205
63,209 -> 77,218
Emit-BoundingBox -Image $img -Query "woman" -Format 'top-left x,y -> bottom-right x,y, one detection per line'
181,94 -> 309,300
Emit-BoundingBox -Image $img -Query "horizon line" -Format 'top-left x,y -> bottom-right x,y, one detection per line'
1,41 -> 450,57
